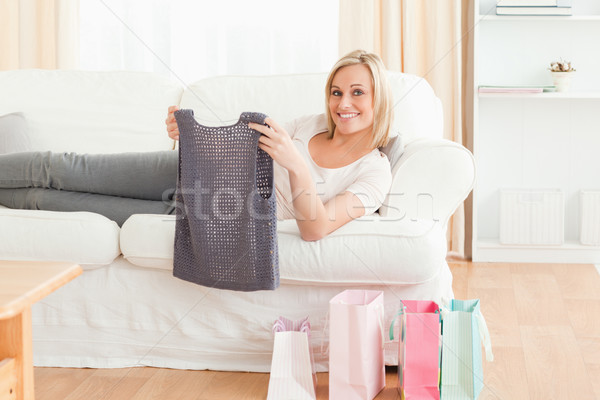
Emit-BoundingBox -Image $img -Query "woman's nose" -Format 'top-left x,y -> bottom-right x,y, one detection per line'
339,94 -> 352,108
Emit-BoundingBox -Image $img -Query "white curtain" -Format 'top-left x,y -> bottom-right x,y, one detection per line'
0,0 -> 79,70
80,0 -> 339,83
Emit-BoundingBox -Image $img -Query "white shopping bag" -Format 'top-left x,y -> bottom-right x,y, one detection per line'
267,316 -> 316,400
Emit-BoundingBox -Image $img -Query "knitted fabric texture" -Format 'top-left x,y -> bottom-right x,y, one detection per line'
173,109 -> 279,291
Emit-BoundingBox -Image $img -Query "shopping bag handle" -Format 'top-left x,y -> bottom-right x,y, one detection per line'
439,297 -> 451,319
388,307 -> 405,341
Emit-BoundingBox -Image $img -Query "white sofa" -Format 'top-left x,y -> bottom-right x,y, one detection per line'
0,69 -> 475,372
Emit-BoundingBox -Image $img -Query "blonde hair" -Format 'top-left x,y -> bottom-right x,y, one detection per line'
325,50 -> 394,149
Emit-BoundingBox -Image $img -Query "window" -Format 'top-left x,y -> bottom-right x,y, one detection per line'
80,0 -> 339,83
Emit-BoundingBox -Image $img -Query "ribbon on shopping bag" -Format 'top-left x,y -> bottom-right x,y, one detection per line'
273,316 -> 311,336
272,317 -> 288,333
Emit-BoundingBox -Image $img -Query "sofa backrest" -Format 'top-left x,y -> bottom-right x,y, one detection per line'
180,71 -> 443,146
0,69 -> 183,154
0,69 -> 442,155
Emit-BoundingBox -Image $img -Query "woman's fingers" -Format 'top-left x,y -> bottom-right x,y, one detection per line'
248,121 -> 275,137
264,117 -> 283,133
258,129 -> 284,160
166,105 -> 180,140
165,106 -> 178,123
168,129 -> 179,141
166,119 -> 179,138
258,134 -> 275,147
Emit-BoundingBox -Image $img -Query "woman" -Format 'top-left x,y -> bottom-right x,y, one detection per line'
167,49 -> 393,241
0,50 -> 393,239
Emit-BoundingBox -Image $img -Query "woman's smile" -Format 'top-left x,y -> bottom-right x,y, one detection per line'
338,112 -> 360,119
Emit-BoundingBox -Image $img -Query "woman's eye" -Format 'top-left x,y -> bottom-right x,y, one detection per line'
332,90 -> 342,96
353,89 -> 364,95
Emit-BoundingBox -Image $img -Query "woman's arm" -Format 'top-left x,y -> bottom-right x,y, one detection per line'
291,170 -> 366,241
250,118 -> 366,241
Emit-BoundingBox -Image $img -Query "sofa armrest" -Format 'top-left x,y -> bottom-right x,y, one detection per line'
378,138 -> 475,226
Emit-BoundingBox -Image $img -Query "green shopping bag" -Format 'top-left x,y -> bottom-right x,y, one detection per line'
440,299 -> 493,400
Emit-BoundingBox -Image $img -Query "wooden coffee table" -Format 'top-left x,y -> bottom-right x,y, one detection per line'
0,261 -> 81,400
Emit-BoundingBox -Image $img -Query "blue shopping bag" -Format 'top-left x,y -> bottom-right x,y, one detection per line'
440,299 -> 493,400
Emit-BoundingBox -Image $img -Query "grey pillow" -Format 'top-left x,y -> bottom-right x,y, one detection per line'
380,134 -> 404,172
0,112 -> 32,154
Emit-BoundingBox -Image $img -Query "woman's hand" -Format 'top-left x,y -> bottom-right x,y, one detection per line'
249,117 -> 304,172
165,105 -> 180,140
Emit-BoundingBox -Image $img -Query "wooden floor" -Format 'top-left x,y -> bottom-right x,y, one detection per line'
34,262 -> 600,400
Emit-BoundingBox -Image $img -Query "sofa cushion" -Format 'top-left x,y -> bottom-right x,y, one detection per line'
386,73 -> 443,144
120,214 -> 176,269
0,112 -> 31,154
0,207 -> 120,265
0,70 -> 183,154
120,214 -> 447,285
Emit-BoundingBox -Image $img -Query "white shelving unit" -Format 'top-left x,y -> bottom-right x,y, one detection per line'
479,15 -> 600,22
472,0 -> 600,263
478,92 -> 600,99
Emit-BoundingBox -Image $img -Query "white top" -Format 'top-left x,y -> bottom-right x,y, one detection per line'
274,113 -> 392,220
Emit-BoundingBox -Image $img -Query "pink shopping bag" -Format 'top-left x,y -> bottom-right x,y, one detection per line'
329,290 -> 385,400
267,316 -> 316,400
390,300 -> 441,399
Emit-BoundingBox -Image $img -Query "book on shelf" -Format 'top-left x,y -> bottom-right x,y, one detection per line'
478,85 -> 556,93
496,6 -> 572,15
496,0 -> 572,6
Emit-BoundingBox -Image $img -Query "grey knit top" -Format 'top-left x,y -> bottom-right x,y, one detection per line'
173,109 -> 279,291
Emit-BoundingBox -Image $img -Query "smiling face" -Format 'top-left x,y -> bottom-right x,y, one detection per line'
328,64 -> 375,140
